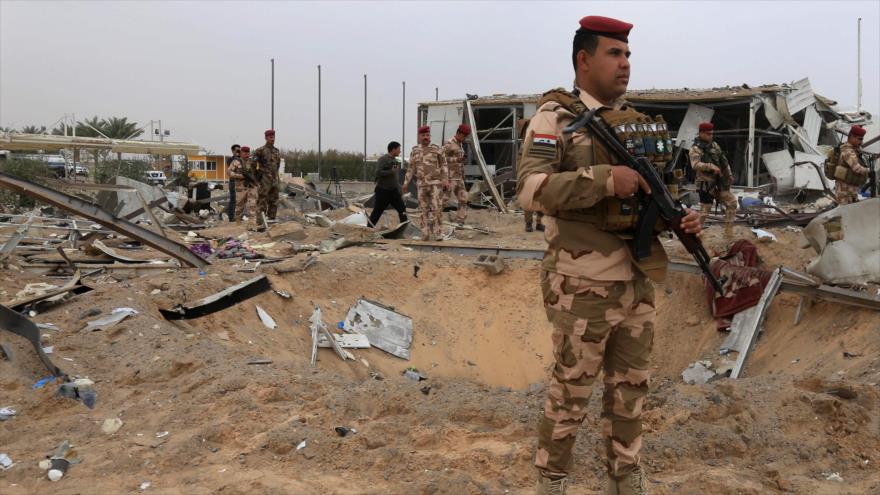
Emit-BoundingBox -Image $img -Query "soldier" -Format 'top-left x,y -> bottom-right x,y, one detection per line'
253,129 -> 282,223
689,122 -> 737,238
229,146 -> 257,227
834,125 -> 869,204
516,16 -> 702,495
443,124 -> 471,223
226,144 -> 240,222
403,125 -> 449,241
368,141 -> 408,227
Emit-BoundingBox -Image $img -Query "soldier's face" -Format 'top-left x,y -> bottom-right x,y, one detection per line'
419,132 -> 431,145
241,151 -> 250,159
699,131 -> 713,143
848,134 -> 863,147
232,147 -> 240,156
580,36 -> 631,101
266,134 -> 275,146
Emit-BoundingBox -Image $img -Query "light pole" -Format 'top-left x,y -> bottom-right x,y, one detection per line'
271,58 -> 275,129
363,73 -> 367,182
402,81 -> 406,170
318,64 -> 322,180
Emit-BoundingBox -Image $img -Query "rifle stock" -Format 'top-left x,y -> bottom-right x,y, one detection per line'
564,109 -> 726,294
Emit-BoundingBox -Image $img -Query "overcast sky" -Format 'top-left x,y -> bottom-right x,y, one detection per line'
1,1 -> 878,156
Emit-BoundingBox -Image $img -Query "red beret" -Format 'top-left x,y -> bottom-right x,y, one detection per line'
264,129 -> 275,136
698,122 -> 715,132
240,146 -> 250,152
417,125 -> 431,134
457,124 -> 471,135
849,125 -> 866,137
578,16 -> 632,43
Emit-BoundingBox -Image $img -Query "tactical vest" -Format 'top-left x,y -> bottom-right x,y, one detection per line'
833,146 -> 867,186
533,88 -> 673,232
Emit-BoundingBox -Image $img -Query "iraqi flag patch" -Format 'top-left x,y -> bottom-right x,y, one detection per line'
528,133 -> 557,158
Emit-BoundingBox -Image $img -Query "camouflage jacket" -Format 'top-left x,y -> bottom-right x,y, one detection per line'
689,140 -> 731,185
516,86 -> 667,282
405,144 -> 448,186
228,157 -> 256,186
839,143 -> 869,176
252,144 -> 281,180
443,137 -> 466,181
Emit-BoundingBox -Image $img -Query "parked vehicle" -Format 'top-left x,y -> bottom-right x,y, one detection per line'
67,163 -> 88,176
144,170 -> 167,185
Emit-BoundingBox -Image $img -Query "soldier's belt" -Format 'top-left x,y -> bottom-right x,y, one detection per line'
554,197 -> 642,232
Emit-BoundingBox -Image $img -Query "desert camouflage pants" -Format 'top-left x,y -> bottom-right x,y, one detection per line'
418,184 -> 444,239
257,174 -> 280,220
445,178 -> 468,222
234,185 -> 257,225
835,181 -> 860,205
699,187 -> 737,233
535,271 -> 655,478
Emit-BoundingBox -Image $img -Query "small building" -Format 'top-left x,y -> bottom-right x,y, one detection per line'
186,154 -> 227,181
418,78 -> 875,192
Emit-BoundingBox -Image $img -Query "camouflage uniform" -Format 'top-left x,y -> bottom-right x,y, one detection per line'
689,140 -> 737,234
834,143 -> 869,204
228,157 -> 257,225
517,87 -> 663,480
252,144 -> 282,220
443,137 -> 468,222
405,143 -> 448,239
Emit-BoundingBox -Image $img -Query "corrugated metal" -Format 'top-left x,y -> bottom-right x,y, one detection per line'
803,106 -> 822,148
785,78 -> 816,115
675,104 -> 714,147
793,151 -> 831,191
762,150 -> 795,190
761,95 -> 785,129
426,103 -> 463,144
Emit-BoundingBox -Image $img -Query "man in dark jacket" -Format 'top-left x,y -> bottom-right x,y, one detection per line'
368,141 -> 408,227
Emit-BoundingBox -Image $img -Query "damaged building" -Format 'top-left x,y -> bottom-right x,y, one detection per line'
418,78 -> 877,197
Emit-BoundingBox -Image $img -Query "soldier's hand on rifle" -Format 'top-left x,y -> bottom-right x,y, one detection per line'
712,165 -> 722,175
680,208 -> 702,235
611,165 -> 651,198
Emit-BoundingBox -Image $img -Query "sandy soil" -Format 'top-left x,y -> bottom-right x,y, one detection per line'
1,208 -> 879,494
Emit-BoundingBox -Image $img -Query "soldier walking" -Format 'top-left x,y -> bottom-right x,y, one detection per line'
834,125 -> 869,204
516,16 -> 702,495
368,141 -> 408,227
689,122 -> 737,238
403,125 -> 449,241
226,144 -> 240,222
442,124 -> 471,223
253,129 -> 281,223
229,146 -> 257,227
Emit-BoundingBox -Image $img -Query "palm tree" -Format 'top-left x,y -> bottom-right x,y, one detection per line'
102,117 -> 143,140
20,125 -> 47,134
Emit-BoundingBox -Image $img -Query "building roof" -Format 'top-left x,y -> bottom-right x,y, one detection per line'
421,84 -> 836,107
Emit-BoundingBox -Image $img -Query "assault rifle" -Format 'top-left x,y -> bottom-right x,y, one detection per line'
564,109 -> 726,294
698,141 -> 732,191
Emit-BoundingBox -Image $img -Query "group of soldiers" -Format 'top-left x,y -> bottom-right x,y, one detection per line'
225,129 -> 282,228
369,123 -> 471,240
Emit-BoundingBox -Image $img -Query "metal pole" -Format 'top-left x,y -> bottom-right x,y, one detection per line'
402,81 -> 406,169
318,65 -> 321,180
857,17 -> 862,113
159,120 -> 163,143
271,58 -> 275,129
363,73 -> 367,182
435,87 -> 438,101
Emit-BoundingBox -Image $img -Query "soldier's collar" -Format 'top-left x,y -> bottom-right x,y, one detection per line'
573,85 -> 625,111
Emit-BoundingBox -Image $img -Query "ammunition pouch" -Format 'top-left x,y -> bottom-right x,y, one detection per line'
834,165 -> 865,186
697,181 -> 716,204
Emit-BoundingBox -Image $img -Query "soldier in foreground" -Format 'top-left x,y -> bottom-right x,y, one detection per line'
228,146 -> 257,227
403,125 -> 449,240
443,124 -> 471,223
516,15 -> 702,495
253,129 -> 281,223
834,125 -> 869,204
689,122 -> 737,237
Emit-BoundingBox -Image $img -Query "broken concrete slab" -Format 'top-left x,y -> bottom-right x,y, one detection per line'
268,222 -> 308,242
682,360 -> 715,384
802,198 -> 880,285
343,299 -> 413,360
160,275 -> 271,320
474,254 -> 505,274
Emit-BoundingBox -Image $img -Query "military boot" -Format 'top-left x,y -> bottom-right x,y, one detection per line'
525,223 -> 534,233
724,208 -> 735,239
535,475 -> 567,495
699,203 -> 712,225
606,466 -> 648,495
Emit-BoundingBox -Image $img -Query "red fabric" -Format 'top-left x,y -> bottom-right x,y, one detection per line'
849,125 -> 866,137
264,129 -> 275,136
705,240 -> 773,319
240,146 -> 250,152
417,125 -> 431,134
698,122 -> 715,132
457,124 -> 471,135
578,16 -> 632,42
